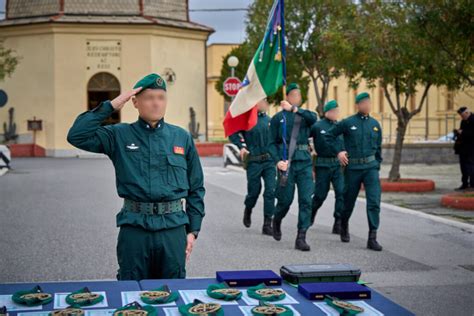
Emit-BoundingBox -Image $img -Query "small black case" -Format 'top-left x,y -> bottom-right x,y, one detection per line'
280,263 -> 361,284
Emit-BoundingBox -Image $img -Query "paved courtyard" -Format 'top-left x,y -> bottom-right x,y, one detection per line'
0,157 -> 473,315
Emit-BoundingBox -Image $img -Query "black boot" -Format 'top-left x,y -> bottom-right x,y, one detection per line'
295,229 -> 311,251
272,217 -> 282,241
332,218 -> 342,234
367,230 -> 383,251
262,216 -> 273,236
243,207 -> 252,228
340,219 -> 350,243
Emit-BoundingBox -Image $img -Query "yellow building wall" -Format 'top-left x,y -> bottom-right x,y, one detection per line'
0,23 -> 209,156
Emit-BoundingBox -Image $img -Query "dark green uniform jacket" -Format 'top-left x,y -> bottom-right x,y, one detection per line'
326,113 -> 382,169
311,118 -> 344,167
268,108 -> 318,163
67,101 -> 205,234
229,112 -> 276,217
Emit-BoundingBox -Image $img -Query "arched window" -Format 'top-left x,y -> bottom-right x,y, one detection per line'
87,72 -> 121,125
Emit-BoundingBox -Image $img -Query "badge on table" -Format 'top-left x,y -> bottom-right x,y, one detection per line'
178,299 -> 223,316
50,306 -> 84,316
65,287 -> 104,307
247,284 -> 286,302
12,285 -> 53,306
113,301 -> 156,316
324,296 -> 364,315
139,285 -> 178,305
251,301 -> 293,316
206,282 -> 242,301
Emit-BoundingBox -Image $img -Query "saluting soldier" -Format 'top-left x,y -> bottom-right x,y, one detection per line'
310,100 -> 344,234
269,83 -> 318,251
229,99 -> 275,235
67,73 -> 205,279
326,92 -> 383,251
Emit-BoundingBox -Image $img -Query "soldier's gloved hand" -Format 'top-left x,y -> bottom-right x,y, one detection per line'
280,100 -> 293,112
277,160 -> 288,171
240,148 -> 249,160
338,151 -> 349,166
110,87 -> 143,110
185,233 -> 196,262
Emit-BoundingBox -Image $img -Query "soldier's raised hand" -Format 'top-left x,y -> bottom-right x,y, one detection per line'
110,87 -> 143,110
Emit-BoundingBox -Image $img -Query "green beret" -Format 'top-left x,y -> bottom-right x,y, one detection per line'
12,286 -> 53,306
324,100 -> 338,113
355,92 -> 370,104
139,286 -> 179,305
247,283 -> 286,302
178,300 -> 224,316
286,83 -> 299,95
133,73 -> 166,93
65,287 -> 104,307
206,283 -> 242,301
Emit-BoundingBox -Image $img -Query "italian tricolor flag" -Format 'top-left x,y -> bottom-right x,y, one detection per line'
223,0 -> 286,137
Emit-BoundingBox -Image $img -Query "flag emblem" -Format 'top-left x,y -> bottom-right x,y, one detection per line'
173,146 -> 184,155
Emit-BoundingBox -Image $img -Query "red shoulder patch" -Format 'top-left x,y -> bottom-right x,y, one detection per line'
173,146 -> 185,155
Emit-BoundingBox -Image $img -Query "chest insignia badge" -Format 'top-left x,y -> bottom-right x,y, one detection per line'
280,119 -> 284,123
320,130 -> 326,134
373,127 -> 379,131
350,126 -> 357,130
126,143 -> 139,150
173,146 -> 185,155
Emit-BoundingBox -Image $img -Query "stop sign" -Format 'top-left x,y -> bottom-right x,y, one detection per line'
223,77 -> 241,97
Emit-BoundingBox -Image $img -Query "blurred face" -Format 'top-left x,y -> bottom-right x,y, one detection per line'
256,98 -> 269,112
325,107 -> 340,121
287,89 -> 302,106
460,110 -> 471,120
357,98 -> 371,115
132,89 -> 167,122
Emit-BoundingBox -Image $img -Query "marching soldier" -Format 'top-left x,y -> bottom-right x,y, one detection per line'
67,73 -> 205,279
310,100 -> 344,234
326,92 -> 383,251
269,83 -> 318,251
229,99 -> 276,235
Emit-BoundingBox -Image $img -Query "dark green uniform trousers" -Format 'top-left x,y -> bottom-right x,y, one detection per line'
116,224 -> 186,280
312,165 -> 344,222
274,160 -> 313,230
342,168 -> 381,230
245,160 -> 276,217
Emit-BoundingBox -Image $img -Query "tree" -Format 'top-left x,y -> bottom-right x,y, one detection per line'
0,41 -> 19,81
343,1 -> 470,181
216,0 -> 355,114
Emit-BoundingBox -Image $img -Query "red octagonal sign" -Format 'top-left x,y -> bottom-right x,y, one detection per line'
223,77 -> 242,97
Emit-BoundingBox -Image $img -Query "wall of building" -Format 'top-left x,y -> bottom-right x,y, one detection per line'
0,23 -> 209,156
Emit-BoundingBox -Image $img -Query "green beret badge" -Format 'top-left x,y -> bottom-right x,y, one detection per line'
49,307 -> 84,316
178,299 -> 223,316
251,301 -> 293,316
247,283 -> 286,302
12,285 -> 53,306
206,282 -> 242,301
113,301 -> 156,316
65,287 -> 104,307
139,285 -> 178,305
324,296 -> 364,315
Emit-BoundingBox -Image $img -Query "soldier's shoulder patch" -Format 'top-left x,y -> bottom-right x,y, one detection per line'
173,146 -> 185,155
373,126 -> 379,132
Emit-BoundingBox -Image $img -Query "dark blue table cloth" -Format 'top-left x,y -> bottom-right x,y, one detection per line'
140,278 -> 414,316
0,279 -> 414,315
0,280 -> 139,316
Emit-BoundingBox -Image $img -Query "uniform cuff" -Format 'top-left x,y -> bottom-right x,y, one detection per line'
91,100 -> 115,115
186,215 -> 203,233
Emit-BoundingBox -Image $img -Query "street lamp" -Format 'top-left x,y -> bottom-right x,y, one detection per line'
227,55 -> 239,77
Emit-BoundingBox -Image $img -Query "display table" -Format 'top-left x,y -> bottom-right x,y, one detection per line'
0,278 -> 414,316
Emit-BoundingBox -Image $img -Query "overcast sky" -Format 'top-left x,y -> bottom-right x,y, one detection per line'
0,0 -> 251,44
